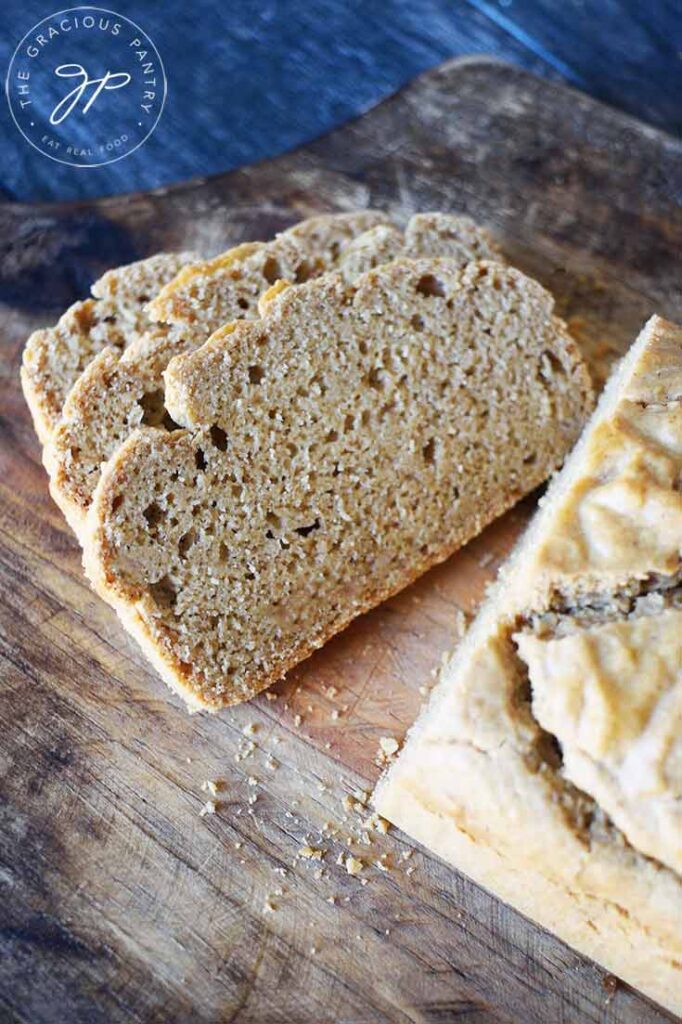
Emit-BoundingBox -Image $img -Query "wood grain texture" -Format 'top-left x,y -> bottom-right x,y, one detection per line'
1,59 -> 681,1024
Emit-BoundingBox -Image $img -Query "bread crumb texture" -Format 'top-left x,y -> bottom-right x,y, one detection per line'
22,252 -> 195,444
46,212 -> 499,538
375,316 -> 682,1016
84,257 -> 591,710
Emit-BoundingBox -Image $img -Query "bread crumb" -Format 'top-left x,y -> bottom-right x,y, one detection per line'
243,723 -> 257,736
326,686 -> 338,699
603,974 -> 619,1004
247,776 -> 258,786
235,740 -> 255,762
330,709 -> 340,721
264,897 -> 277,913
299,845 -> 324,860
234,841 -> 243,850
353,789 -> 369,806
376,853 -> 390,872
376,735 -> 401,765
201,779 -> 220,796
199,800 -> 217,817
326,896 -> 336,905
360,812 -> 389,834
294,714 -> 302,728
265,692 -> 278,701
401,849 -> 413,861
345,856 -> 364,876
379,736 -> 399,756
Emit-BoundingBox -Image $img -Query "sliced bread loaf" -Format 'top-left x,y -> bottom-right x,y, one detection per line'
21,252 -> 196,444
44,212 -> 391,536
374,315 -> 682,1016
46,212 -> 500,537
83,258 -> 592,711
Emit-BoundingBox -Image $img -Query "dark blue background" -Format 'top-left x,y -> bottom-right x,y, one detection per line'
1,0 -> 680,203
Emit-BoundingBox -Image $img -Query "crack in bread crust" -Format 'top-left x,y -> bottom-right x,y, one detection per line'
520,568 -> 682,638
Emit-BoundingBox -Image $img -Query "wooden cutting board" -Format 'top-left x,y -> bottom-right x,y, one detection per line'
1,58 -> 681,1024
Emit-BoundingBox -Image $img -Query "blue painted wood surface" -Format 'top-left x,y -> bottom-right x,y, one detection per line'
1,0 -> 680,202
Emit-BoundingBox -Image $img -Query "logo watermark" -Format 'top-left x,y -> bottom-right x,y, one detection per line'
6,6 -> 166,168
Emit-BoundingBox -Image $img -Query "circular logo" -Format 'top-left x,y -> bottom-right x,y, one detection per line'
5,7 -> 166,168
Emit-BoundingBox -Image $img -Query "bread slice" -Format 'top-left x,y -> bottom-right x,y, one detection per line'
337,213 -> 500,279
147,211 -> 391,335
374,315 -> 682,1016
83,258 -> 592,711
45,212 -> 499,538
21,252 -> 196,444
